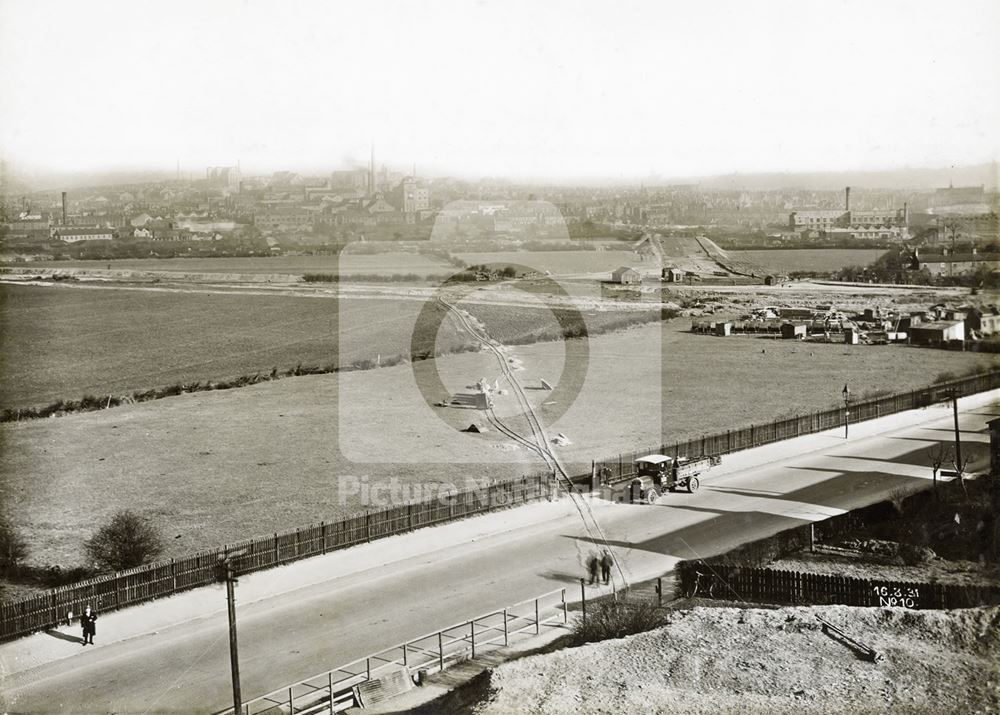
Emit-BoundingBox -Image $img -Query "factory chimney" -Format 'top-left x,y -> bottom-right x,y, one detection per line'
844,186 -> 851,212
61,191 -> 67,225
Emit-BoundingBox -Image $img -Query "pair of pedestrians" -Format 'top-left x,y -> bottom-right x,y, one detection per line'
586,550 -> 613,585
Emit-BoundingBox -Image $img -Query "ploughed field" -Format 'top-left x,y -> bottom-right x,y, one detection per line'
1,314 -> 993,570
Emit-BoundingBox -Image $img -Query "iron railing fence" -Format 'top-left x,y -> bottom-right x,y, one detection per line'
219,588 -> 569,715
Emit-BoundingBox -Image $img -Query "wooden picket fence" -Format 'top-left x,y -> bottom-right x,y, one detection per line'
595,369 -> 1000,483
3,367 -> 999,642
0,473 -> 552,642
676,562 -> 1000,610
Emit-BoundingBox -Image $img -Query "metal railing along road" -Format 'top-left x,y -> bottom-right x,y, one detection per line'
220,588 -> 569,715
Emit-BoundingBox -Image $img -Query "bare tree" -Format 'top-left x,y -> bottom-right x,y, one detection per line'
927,443 -> 950,493
952,449 -> 971,501
85,511 -> 164,572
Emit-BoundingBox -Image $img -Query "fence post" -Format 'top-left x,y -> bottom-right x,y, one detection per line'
366,512 -> 371,542
171,559 -> 177,592
810,524 -> 815,552
289,687 -> 293,713
535,598 -> 540,635
295,528 -> 300,557
403,643 -> 408,668
470,621 -> 476,659
580,579 -> 586,624
657,577 -> 663,607
503,608 -> 509,646
328,672 -> 334,715
321,521 -> 327,555
273,533 -> 279,564
438,632 -> 444,671
366,657 -> 371,681
561,588 -> 567,623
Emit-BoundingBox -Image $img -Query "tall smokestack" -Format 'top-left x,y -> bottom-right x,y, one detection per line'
845,186 -> 851,212
61,192 -> 67,225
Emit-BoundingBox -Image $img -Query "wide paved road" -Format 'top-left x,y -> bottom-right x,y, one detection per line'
1,395 -> 996,713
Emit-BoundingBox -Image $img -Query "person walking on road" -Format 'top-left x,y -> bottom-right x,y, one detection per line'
80,606 -> 97,646
586,553 -> 599,585
600,550 -> 613,585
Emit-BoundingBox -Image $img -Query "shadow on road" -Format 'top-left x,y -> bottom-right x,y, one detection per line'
44,629 -> 83,644
536,570 -> 586,585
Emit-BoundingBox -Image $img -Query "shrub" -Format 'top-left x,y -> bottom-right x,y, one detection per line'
0,517 -> 28,570
84,510 -> 164,572
569,598 -> 667,646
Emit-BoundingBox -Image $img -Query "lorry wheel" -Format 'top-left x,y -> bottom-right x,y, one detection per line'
645,489 -> 659,504
687,477 -> 700,493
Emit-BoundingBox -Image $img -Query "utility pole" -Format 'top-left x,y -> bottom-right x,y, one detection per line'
951,389 -> 962,474
842,384 -> 851,439
216,553 -> 244,715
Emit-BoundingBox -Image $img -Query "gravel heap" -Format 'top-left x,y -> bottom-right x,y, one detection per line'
474,605 -> 1000,714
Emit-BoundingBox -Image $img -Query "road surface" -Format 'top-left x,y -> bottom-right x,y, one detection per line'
1,393 -> 996,713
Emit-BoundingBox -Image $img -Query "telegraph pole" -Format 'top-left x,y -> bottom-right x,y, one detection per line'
842,384 -> 851,439
217,554 -> 243,715
951,389 -> 963,474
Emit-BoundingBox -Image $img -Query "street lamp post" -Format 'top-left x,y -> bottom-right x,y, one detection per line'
842,384 -> 851,439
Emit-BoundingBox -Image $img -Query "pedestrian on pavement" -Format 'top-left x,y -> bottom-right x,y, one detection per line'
586,553 -> 599,585
80,606 -> 97,646
600,550 -> 613,585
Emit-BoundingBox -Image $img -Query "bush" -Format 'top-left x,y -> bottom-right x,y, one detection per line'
0,517 -> 28,570
84,510 -> 164,572
569,598 -> 667,646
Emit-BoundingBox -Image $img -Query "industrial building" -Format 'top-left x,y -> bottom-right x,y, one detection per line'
788,187 -> 909,240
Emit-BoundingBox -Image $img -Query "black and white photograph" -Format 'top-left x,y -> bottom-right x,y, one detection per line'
0,1 -> 998,713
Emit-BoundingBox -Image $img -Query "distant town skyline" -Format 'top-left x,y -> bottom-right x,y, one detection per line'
2,0 -> 998,182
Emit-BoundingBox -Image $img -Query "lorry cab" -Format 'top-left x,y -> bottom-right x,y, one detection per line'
635,454 -> 672,481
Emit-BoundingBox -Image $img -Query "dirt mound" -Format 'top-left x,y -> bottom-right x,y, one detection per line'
473,605 -> 1000,714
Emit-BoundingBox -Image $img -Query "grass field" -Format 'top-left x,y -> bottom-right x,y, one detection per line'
730,249 -> 886,274
0,283 -> 475,409
2,253 -> 455,277
0,283 -> 664,410
2,318 -> 994,569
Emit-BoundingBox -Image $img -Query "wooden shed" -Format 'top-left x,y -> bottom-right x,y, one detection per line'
611,266 -> 642,285
662,267 -> 684,283
910,320 -> 965,346
780,323 -> 808,340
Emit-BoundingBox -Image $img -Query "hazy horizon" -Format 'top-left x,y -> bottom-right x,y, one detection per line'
2,0 -> 998,185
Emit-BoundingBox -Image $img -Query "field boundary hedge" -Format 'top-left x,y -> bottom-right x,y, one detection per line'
0,309 -> 667,422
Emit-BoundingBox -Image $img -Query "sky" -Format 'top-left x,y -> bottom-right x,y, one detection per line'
1,0 -> 998,181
